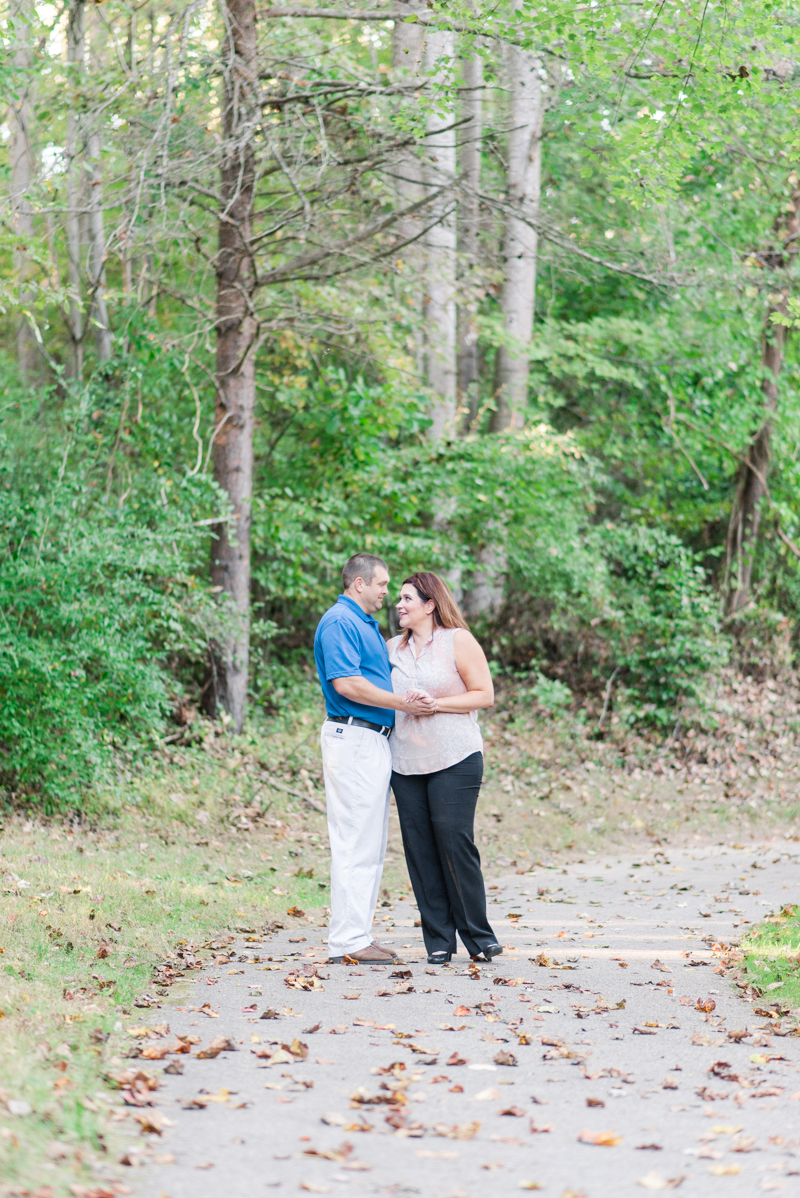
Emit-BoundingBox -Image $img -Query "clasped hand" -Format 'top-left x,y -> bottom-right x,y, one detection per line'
404,687 -> 437,716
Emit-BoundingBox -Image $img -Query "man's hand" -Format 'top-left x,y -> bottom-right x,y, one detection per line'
404,688 -> 437,716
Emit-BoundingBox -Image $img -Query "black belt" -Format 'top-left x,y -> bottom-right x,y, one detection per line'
326,715 -> 392,737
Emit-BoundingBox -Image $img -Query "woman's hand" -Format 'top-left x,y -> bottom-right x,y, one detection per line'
404,688 -> 438,716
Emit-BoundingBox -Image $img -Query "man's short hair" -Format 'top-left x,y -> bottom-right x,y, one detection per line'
342,552 -> 388,590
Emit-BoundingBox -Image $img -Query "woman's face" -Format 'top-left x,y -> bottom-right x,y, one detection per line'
396,584 -> 435,629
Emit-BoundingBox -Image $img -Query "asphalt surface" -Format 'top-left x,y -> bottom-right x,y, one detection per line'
132,841 -> 800,1197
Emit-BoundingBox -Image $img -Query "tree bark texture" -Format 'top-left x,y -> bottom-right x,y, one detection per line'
456,45 -> 482,428
8,0 -> 39,381
491,34 -> 542,432
391,0 -> 426,375
726,314 -> 785,615
725,185 -> 800,614
66,0 -> 85,378
423,29 -> 457,440
211,0 -> 258,732
87,125 -> 112,363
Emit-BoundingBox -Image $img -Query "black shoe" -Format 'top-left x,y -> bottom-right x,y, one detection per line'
471,943 -> 503,963
427,951 -> 452,965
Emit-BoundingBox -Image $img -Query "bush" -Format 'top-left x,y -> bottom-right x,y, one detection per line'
599,525 -> 728,726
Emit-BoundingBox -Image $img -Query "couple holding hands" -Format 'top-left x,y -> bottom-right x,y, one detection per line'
313,552 -> 502,966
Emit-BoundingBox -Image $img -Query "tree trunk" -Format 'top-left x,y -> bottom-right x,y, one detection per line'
8,0 -> 38,382
392,0 -> 426,375
66,0 -> 85,379
490,31 -> 542,432
210,0 -> 258,732
423,29 -> 457,440
725,184 -> 800,614
726,314 -> 785,614
87,124 -> 112,363
457,45 -> 482,429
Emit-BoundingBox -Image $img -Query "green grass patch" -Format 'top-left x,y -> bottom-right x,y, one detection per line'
740,904 -> 800,1008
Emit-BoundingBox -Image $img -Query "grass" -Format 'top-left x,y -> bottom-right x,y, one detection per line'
738,905 -> 800,1010
3,667 -> 800,1192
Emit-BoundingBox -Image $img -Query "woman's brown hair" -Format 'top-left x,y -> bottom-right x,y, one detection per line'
400,572 -> 469,643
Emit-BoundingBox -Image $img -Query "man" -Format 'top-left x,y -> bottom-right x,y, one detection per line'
314,552 -> 435,964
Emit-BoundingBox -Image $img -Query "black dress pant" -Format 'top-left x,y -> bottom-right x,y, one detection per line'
391,752 -> 498,958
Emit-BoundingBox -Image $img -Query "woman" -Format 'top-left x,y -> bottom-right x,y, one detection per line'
387,572 -> 502,966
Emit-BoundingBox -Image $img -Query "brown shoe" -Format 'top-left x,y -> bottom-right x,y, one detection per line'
329,944 -> 395,964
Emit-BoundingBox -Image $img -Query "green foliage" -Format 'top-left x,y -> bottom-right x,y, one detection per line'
598,526 -> 728,726
0,355 -> 218,808
532,672 -> 573,712
741,904 -> 800,1008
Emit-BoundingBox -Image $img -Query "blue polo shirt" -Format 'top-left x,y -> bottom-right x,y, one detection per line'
313,595 -> 395,727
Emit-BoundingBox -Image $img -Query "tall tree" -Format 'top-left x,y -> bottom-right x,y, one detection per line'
490,31 -> 542,431
86,9 -> 111,366
7,0 -> 38,381
456,43 -> 483,426
423,29 -> 457,440
726,186 -> 800,614
65,0 -> 85,378
210,0 -> 259,732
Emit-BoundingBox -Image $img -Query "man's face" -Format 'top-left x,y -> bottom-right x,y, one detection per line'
360,568 -> 390,613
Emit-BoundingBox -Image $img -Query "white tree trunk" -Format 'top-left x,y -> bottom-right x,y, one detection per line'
8,0 -> 38,381
491,35 -> 542,431
392,0 -> 426,375
457,45 -> 483,427
66,0 -> 85,378
423,29 -> 457,441
87,125 -> 112,363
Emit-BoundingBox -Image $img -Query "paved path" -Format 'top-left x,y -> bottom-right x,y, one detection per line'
133,841 -> 800,1197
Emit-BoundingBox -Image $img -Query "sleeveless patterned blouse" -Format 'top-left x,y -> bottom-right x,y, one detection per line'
387,626 -> 484,776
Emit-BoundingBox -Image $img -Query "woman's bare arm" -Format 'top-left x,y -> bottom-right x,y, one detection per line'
433,630 -> 494,714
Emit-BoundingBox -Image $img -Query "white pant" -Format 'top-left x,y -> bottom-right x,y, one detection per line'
320,720 -> 392,957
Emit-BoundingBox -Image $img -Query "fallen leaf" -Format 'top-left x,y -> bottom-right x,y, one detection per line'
578,1129 -> 622,1147
390,969 -> 412,979
196,1034 -> 237,1059
586,1097 -> 605,1108
299,1185 -> 329,1194
131,1110 -> 174,1135
499,1106 -> 526,1117
473,1088 -> 500,1101
447,1052 -> 468,1066
432,1121 -> 480,1140
454,1006 -> 471,1017
518,1184 -> 543,1192
287,906 -> 305,918
695,998 -> 716,1013
494,1051 -> 518,1067
638,1172 -> 685,1190
321,1112 -> 346,1126
529,1122 -> 553,1134
708,1164 -> 741,1176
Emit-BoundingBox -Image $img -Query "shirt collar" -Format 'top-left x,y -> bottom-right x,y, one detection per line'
337,594 -> 378,625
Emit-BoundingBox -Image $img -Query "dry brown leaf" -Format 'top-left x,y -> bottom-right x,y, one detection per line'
695,998 -> 716,1013
499,1106 -> 526,1117
196,1034 -> 237,1059
453,1006 -> 471,1017
432,1121 -> 480,1140
447,1052 -> 468,1066
494,1050 -> 518,1067
131,1109 -> 174,1135
578,1129 -> 622,1147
